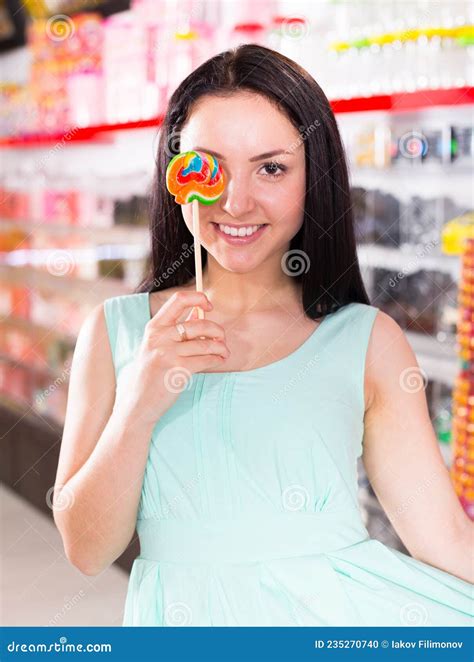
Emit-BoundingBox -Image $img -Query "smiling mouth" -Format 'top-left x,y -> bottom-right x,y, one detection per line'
211,222 -> 269,244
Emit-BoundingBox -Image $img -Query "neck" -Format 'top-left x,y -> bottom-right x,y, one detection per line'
197,253 -> 300,316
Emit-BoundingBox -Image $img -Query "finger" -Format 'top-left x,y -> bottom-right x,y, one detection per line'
150,291 -> 212,326
176,338 -> 230,359
176,319 -> 226,343
184,307 -> 207,341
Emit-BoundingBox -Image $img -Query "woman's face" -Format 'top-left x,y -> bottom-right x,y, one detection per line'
178,92 -> 306,274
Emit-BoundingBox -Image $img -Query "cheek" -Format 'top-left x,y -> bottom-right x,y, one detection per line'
180,204 -> 194,231
181,203 -> 214,239
260,176 -> 306,227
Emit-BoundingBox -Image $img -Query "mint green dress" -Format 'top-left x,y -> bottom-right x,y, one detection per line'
104,292 -> 473,627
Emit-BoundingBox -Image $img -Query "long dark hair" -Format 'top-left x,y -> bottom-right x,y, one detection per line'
136,43 -> 370,317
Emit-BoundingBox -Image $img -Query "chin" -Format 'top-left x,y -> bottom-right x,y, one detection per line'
210,250 -> 263,274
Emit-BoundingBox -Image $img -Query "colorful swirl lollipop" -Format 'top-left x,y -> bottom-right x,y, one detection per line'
165,150 -> 226,322
166,150 -> 226,205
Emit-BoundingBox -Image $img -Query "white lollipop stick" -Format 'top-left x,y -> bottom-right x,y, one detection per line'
192,198 -> 205,320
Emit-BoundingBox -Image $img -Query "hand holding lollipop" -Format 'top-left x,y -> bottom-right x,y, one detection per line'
166,150 -> 226,319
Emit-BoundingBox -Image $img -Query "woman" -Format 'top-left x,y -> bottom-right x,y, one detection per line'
54,44 -> 473,626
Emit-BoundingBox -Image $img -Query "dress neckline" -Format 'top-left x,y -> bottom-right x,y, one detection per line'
142,291 -> 350,377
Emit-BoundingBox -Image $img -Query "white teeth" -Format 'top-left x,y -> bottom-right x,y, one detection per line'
218,224 -> 262,237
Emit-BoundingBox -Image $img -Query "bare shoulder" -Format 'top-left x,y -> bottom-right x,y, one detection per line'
148,283 -> 197,317
73,301 -> 115,379
364,309 -> 418,410
76,301 -> 109,349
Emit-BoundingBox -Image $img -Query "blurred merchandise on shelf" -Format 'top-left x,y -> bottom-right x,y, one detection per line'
451,125 -> 474,164
1,1 -> 474,136
425,381 -> 455,467
328,24 -> 474,98
28,13 -> 104,132
0,0 -> 471,558
438,281 -> 462,338
352,187 -> 465,252
370,267 -> 455,335
0,275 -> 103,424
399,196 -> 461,250
432,388 -> 454,447
113,194 -> 149,227
451,236 -> 474,519
0,84 -> 30,138
0,165 -> 152,423
442,212 -> 474,254
347,119 -> 473,169
352,187 -> 401,246
0,181 -> 152,229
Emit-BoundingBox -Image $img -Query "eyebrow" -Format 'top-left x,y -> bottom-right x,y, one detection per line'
194,147 -> 294,162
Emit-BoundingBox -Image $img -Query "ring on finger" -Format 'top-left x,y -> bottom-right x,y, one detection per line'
176,322 -> 188,342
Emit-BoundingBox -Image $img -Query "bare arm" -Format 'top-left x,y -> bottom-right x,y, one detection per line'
53,291 -> 229,576
362,311 -> 474,584
53,303 -> 156,575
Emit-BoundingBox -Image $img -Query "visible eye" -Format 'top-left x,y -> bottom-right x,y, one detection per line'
259,161 -> 287,179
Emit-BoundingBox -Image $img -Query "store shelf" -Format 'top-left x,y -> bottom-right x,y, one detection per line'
1,315 -> 76,346
357,244 -> 460,280
0,264 -> 130,301
331,86 -> 474,114
1,88 -> 472,148
0,351 -> 65,382
0,391 -> 64,430
0,116 -> 164,147
0,219 -> 149,244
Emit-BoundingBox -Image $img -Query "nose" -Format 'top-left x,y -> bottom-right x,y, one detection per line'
220,171 -> 256,218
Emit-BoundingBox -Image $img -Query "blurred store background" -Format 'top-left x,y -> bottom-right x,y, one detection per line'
0,0 -> 473,625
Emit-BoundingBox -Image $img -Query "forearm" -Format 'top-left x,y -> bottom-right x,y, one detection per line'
54,406 -> 156,575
